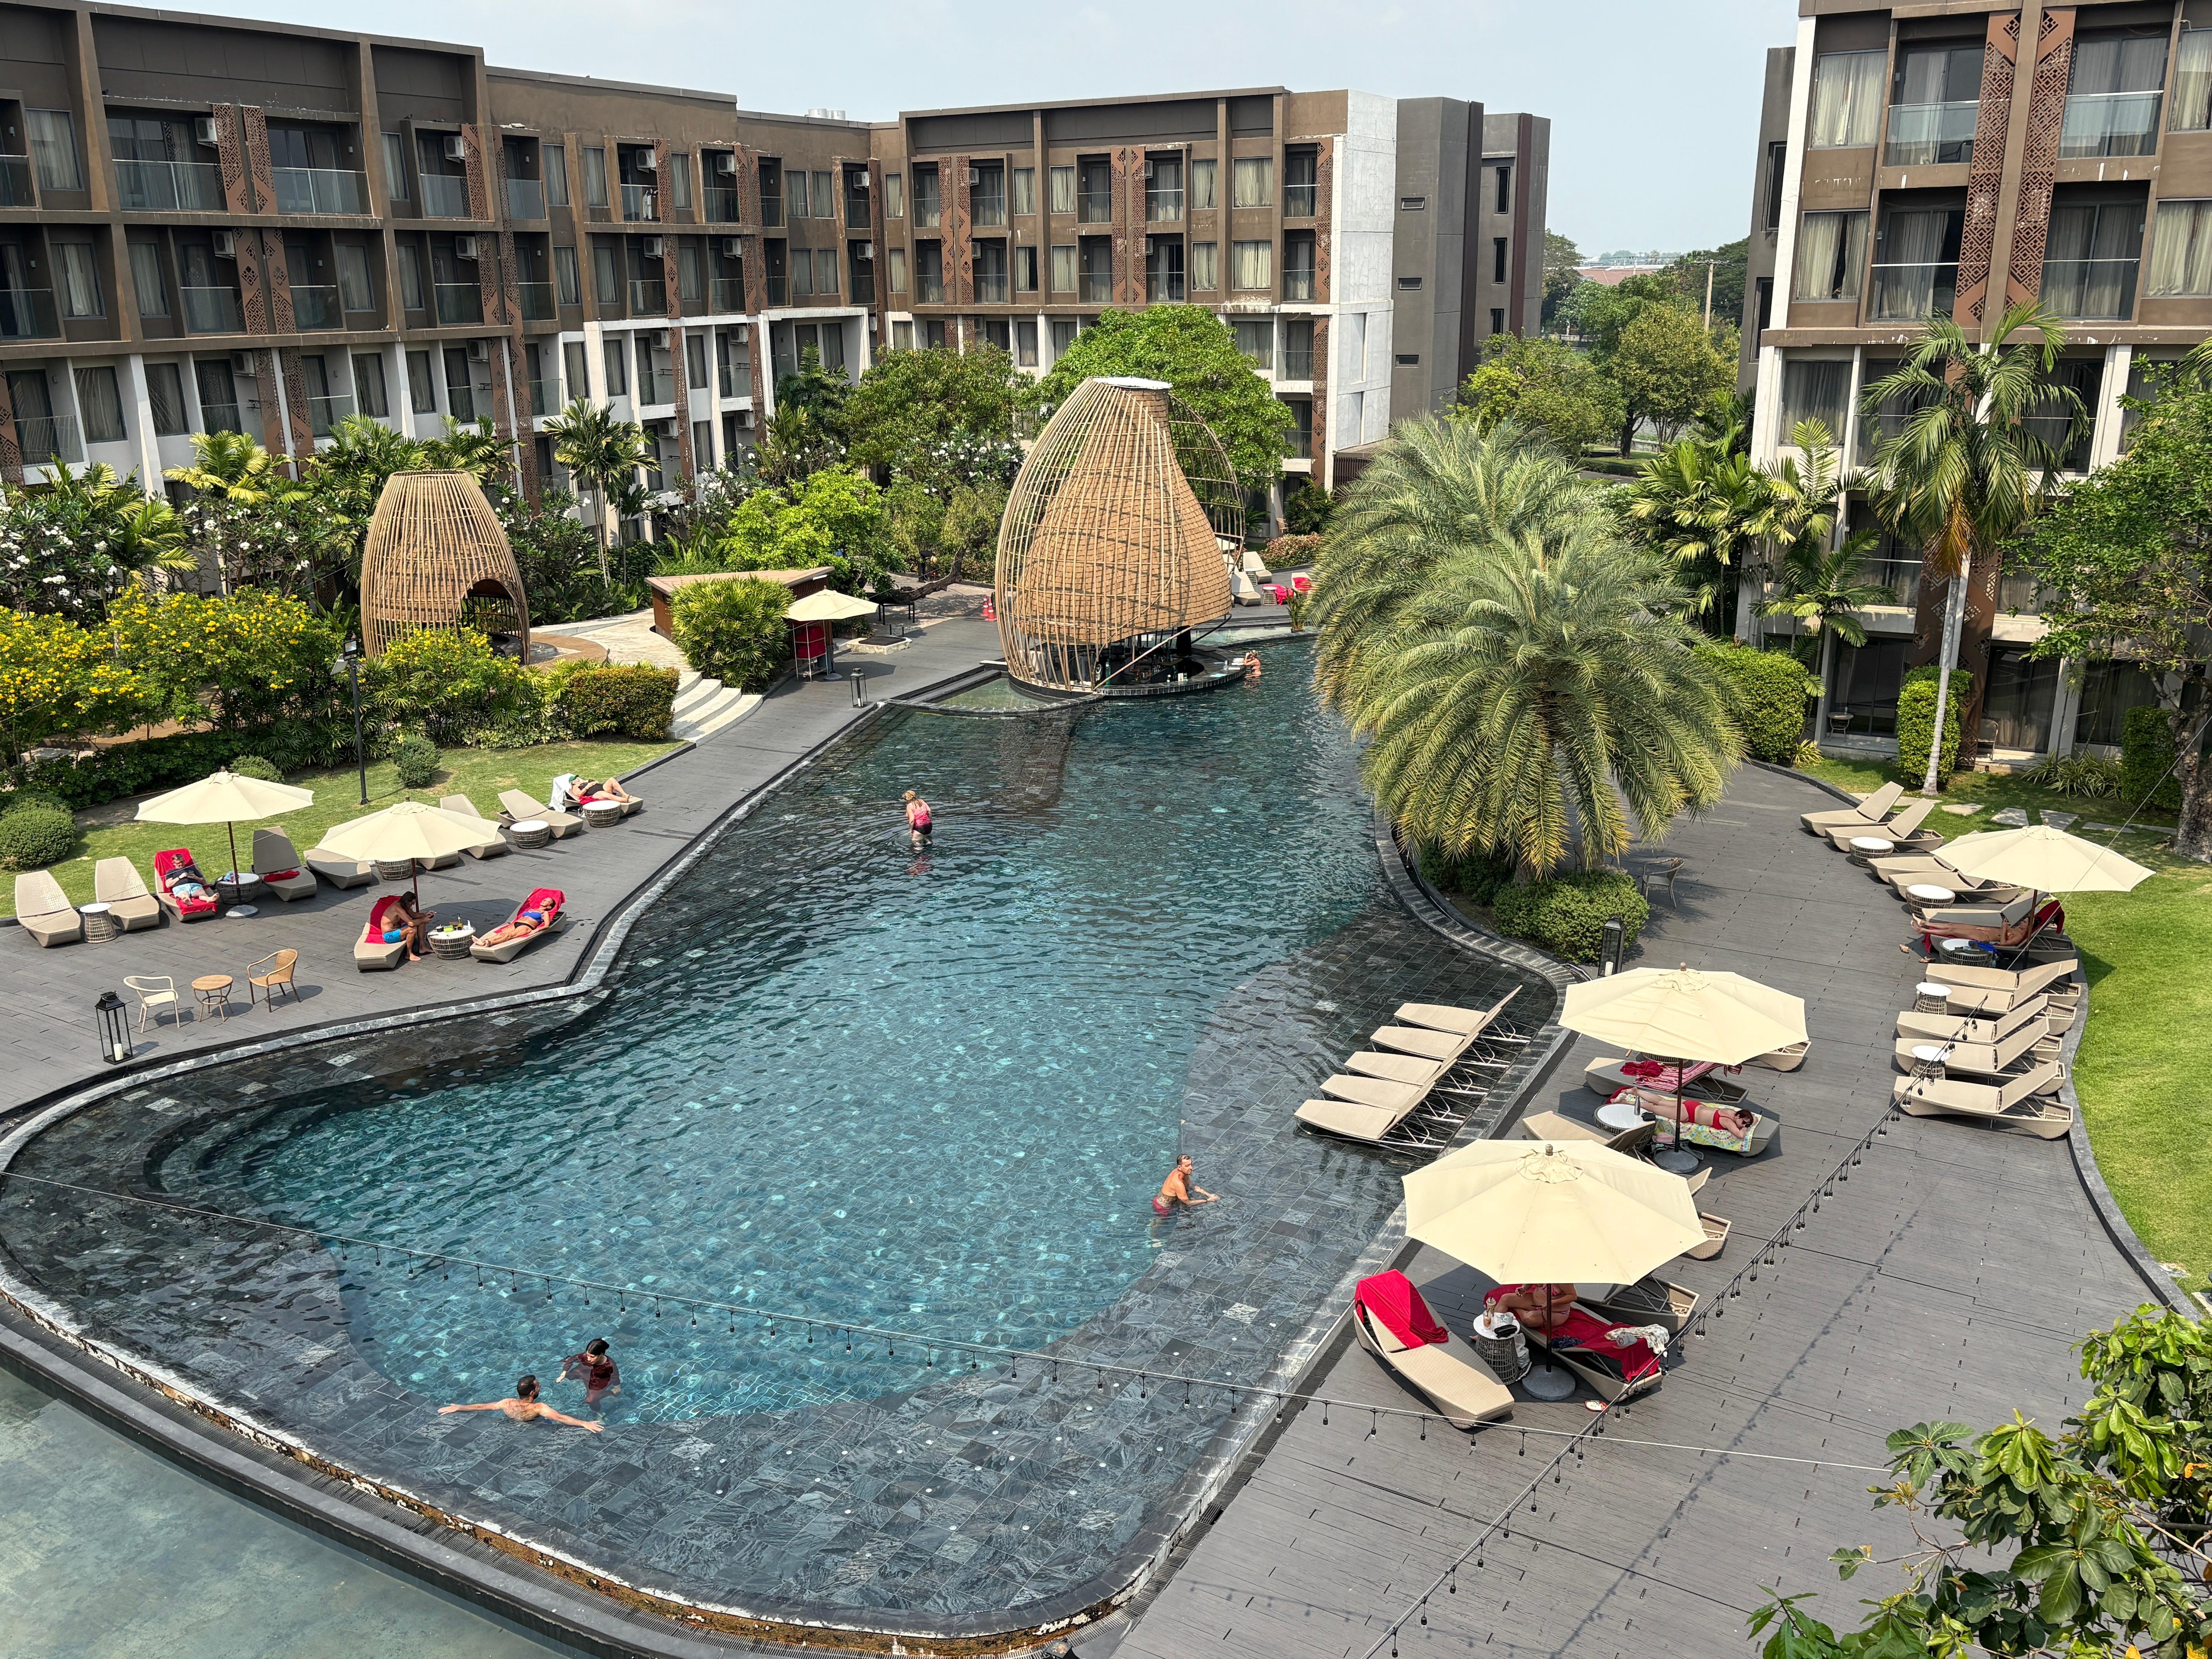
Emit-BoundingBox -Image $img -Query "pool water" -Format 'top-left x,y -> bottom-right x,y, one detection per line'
157,652 -> 1376,1423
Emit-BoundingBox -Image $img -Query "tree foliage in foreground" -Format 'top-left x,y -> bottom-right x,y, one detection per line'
1752,1306 -> 2212,1658
1453,334 -> 1623,458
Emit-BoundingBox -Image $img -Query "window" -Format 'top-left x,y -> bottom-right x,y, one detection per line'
1494,164 -> 1511,214
55,242 -> 101,318
602,334 -> 627,395
1015,244 -> 1038,292
594,241 -> 619,304
679,242 -> 703,303
884,172 -> 905,218
352,353 -> 388,418
1050,243 -> 1076,294
1012,167 -> 1035,216
1283,232 -> 1314,300
887,246 -> 907,294
583,146 -> 608,208
1015,319 -> 1038,367
2176,31 -> 2212,132
686,331 -> 708,389
1870,207 -> 1962,319
407,349 -> 436,413
1764,140 -> 1788,231
27,110 -> 81,192
1400,195 -> 1426,211
968,237 -> 1000,299
1793,209 -> 1867,300
2151,199 -> 2212,295
554,245 -> 580,306
815,247 -> 838,296
1493,237 -> 1509,283
1807,50 -> 1883,148
2073,660 -> 2167,747
1397,275 -> 1425,290
564,340 -> 588,402
912,165 -> 940,228
974,317 -> 1010,351
1050,316 -> 1079,357
1232,317 -> 1272,369
1189,158 -> 1217,211
545,142 -> 568,207
1887,44 -> 1984,167
813,172 -> 834,220
670,152 -> 692,211
1232,156 -> 1272,208
146,362 -> 186,435
973,161 -> 1006,227
1146,154 -> 1183,222
790,249 -> 813,298
382,132 -> 409,202
1490,307 -> 1505,334
2043,201 -> 2143,319
916,240 -> 943,303
129,242 -> 167,317
75,366 -> 124,442
337,244 -> 373,313
787,170 -> 810,220
397,242 -> 425,311
1395,353 -> 1419,365
1076,157 -> 1111,222
1232,239 -> 1272,291
1078,238 -> 1111,300
2064,32 -> 2169,158
891,319 -> 913,350
1779,357 -> 1850,439
1049,165 -> 1075,215
1189,241 -> 1217,291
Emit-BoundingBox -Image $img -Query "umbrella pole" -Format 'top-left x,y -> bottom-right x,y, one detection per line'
1522,1283 -> 1577,1401
1651,1054 -> 1700,1175
226,821 -> 240,885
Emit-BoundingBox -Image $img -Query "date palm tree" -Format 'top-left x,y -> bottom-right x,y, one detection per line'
543,399 -> 649,573
1860,302 -> 2083,795
1311,418 -> 1741,875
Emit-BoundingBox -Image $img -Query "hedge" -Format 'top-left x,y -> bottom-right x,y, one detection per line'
2,724 -> 361,811
0,803 -> 77,871
1897,666 -> 1973,787
1697,642 -> 1813,765
549,661 -> 679,742
1493,868 -> 1651,963
672,576 -> 792,692
2121,705 -> 2184,812
392,732 -> 440,789
1417,845 -> 1516,908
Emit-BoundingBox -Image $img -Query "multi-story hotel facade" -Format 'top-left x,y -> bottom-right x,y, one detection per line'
1740,0 -> 2208,764
0,1 -> 1548,530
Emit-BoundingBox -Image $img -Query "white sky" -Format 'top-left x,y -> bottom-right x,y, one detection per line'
207,0 -> 1801,253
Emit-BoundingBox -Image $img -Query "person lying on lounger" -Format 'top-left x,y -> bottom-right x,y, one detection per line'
1488,1283 -> 1579,1337
438,1374 -> 602,1432
576,776 -> 635,806
166,859 -> 214,902
476,903 -> 551,950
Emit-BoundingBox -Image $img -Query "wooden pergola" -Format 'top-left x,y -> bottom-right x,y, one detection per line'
358,470 -> 531,658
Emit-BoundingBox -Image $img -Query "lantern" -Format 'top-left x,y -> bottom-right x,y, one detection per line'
94,990 -> 130,1064
1600,914 -> 1627,978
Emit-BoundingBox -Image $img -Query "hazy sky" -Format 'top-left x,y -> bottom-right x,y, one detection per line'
214,0 -> 1799,253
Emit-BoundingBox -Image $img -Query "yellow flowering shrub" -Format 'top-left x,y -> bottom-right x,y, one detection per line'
109,589 -> 339,731
0,607 -> 142,753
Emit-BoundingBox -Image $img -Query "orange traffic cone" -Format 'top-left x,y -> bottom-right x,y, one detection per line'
981,598 -> 996,621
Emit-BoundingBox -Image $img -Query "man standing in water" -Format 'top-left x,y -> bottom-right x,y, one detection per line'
438,1375 -> 603,1432
1154,1154 -> 1218,1217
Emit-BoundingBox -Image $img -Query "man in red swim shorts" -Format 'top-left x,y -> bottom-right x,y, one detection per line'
1154,1154 -> 1217,1216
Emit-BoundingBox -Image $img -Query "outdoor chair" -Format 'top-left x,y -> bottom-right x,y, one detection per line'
1640,857 -> 1685,906
1892,1023 -> 2063,1083
92,857 -> 162,932
470,888 -> 565,963
151,849 -> 218,923
355,895 -> 407,972
1484,1285 -> 1667,1402
439,795 -> 511,859
123,975 -> 181,1033
251,829 -> 319,902
1799,780 -> 1903,835
1352,1271 -> 1514,1428
1826,798 -> 1939,853
1897,993 -> 2064,1048
15,872 -> 82,947
499,789 -> 583,840
246,949 -> 300,1009
303,842 -> 377,888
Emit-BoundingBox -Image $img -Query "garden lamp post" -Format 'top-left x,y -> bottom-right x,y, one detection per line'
1600,915 -> 1626,978
94,990 -> 129,1064
336,637 -> 367,805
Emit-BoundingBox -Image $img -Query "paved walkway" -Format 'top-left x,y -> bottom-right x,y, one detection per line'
1115,763 -> 2158,1659
0,618 -> 999,1121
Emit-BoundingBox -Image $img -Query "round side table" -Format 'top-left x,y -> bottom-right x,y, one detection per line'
428,926 -> 477,961
1905,883 -> 1956,906
1847,836 -> 1895,866
1914,982 -> 1952,1014
192,974 -> 234,1023
1909,1044 -> 1948,1080
508,819 -> 553,850
581,800 -> 625,829
80,901 -> 116,943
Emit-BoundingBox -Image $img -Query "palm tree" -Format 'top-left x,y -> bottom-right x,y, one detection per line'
1311,419 -> 1742,875
1742,418 -> 1845,641
1759,530 -> 1893,738
543,399 -> 648,572
1620,435 -> 1763,622
1860,303 -> 2083,795
164,430 -> 287,504
421,417 -> 509,484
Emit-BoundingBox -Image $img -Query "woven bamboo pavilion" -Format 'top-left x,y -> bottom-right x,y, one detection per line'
359,470 -> 530,658
995,376 -> 1243,693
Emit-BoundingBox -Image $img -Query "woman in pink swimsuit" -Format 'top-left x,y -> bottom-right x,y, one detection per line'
903,790 -> 934,852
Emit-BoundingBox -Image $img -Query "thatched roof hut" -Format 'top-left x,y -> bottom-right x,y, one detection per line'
359,471 -> 530,658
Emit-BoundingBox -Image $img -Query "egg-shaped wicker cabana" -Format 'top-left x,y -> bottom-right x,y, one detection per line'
359,470 -> 530,658
995,376 -> 1243,692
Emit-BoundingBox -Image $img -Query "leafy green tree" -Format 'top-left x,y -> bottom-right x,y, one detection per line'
0,608 -> 143,753
842,343 -> 1025,486
1309,418 -> 1740,875
1750,1306 -> 2212,1659
1861,303 -> 2082,797
1553,269 -> 1682,356
1541,230 -> 1584,329
542,399 -> 650,570
670,574 -> 791,691
108,588 -> 341,733
164,430 -> 288,505
1663,238 -> 1749,330
1759,530 -> 1891,732
1033,304 -> 1293,495
1283,479 -> 1335,536
2023,363 -> 2212,856
1610,303 -> 1735,449
0,465 -> 192,622
719,468 -> 891,593
1453,333 -> 1624,458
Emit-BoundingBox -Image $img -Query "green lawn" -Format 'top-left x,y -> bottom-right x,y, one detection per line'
1804,753 -> 2209,1294
7,737 -> 680,919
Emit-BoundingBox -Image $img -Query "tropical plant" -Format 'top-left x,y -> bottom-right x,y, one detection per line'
2024,750 -> 2124,799
0,465 -> 194,622
1757,529 -> 1891,733
0,607 -> 142,755
165,430 -> 288,504
753,399 -> 846,488
1619,434 -> 1763,621
543,399 -> 650,570
670,575 -> 791,691
1309,418 -> 1741,875
391,731 -> 441,789
367,626 -> 543,746
108,588 -> 342,733
1452,334 -> 1624,458
419,417 -> 509,483
1861,303 -> 2084,797
841,342 -> 1023,488
0,802 -> 77,871
716,468 -> 891,593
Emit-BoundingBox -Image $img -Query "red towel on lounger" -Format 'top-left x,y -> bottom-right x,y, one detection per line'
1356,1270 -> 1448,1349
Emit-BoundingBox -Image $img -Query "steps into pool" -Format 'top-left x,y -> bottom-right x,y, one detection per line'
672,669 -> 758,741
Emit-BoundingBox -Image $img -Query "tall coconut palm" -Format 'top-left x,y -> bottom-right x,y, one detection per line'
1312,419 -> 1742,875
543,398 -> 649,572
1742,417 -> 1846,641
1860,303 -> 2083,796
1758,530 -> 1892,737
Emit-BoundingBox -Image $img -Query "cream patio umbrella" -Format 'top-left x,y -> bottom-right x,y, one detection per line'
1560,964 -> 1808,1173
1936,823 -> 2154,895
315,799 -> 504,901
787,586 -> 882,678
137,768 -> 316,912
1404,1138 -> 1705,1399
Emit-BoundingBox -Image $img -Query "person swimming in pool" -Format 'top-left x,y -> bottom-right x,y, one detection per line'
903,790 -> 934,852
1154,1154 -> 1217,1216
559,1337 -> 622,1407
438,1374 -> 602,1432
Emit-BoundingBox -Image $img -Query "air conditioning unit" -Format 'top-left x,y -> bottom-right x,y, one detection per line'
859,242 -> 874,260
714,152 -> 737,177
193,116 -> 219,148
735,407 -> 754,428
650,329 -> 669,349
850,170 -> 868,189
634,149 -> 657,172
442,134 -> 468,163
720,237 -> 744,260
453,235 -> 480,260
211,231 -> 237,258
733,322 -> 749,343
641,235 -> 664,258
469,338 -> 492,364
229,350 -> 254,374
967,166 -> 982,186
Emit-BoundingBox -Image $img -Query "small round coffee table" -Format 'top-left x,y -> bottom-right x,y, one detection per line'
1914,981 -> 1952,1014
1905,883 -> 1956,906
581,800 -> 625,829
429,924 -> 477,960
192,974 -> 234,1022
1909,1044 -> 1948,1080
508,818 -> 553,850
79,901 -> 115,942
1596,1097 -> 1649,1132
218,872 -> 262,917
1848,836 -> 1895,865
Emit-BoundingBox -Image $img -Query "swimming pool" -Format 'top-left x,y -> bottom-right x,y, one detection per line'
0,644 -> 1546,1630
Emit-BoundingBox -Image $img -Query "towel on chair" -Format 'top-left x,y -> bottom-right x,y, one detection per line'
1356,1270 -> 1449,1349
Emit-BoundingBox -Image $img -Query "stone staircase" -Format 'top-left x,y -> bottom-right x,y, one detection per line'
671,669 -> 759,742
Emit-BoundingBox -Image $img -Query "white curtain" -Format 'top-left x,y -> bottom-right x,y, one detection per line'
1793,211 -> 1865,300
1232,157 -> 1272,209
2174,31 -> 2212,131
1190,159 -> 1218,211
1808,52 -> 1883,147
1189,241 -> 1218,292
74,366 -> 124,444
27,110 -> 80,191
2149,200 -> 2212,296
55,242 -> 100,318
1233,239 -> 1272,292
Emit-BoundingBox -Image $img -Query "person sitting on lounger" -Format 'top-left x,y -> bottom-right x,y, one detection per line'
1488,1283 -> 1579,1338
1154,1154 -> 1217,1216
477,903 -> 550,950
388,891 -> 435,960
438,1375 -> 602,1432
559,1337 -> 622,1407
166,859 -> 213,902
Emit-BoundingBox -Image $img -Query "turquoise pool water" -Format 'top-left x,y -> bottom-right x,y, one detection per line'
155,652 -> 1377,1424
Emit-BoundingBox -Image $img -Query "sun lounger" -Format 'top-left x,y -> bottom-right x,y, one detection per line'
1928,956 -> 2080,996
14,871 -> 82,946
1605,1086 -> 1780,1156
303,843 -> 377,888
250,829 -> 318,902
1486,1284 -> 1666,1401
470,887 -> 564,963
1393,988 -> 1521,1039
1749,1041 -> 1809,1071
1870,855 -> 2024,904
1344,1049 -> 1450,1086
1296,1070 -> 1443,1145
1825,797 -> 1939,852
1893,1061 -> 2072,1137
439,796 -> 511,860
92,856 -> 162,932
1910,893 -> 2065,950
498,789 -> 583,840
355,894 -> 407,971
1318,1074 -> 1427,1114
1588,1276 -> 1700,1336
1371,1024 -> 1476,1064
1353,1272 -> 1514,1428
1799,780 -> 1903,835
1584,1055 -> 1748,1103
1938,981 -> 2080,1023
1897,993 -> 2060,1046
1892,1023 -> 2064,1082
152,848 -> 219,922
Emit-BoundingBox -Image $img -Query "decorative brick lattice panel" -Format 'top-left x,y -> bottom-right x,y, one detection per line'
460,125 -> 486,223
260,230 -> 296,335
668,323 -> 694,481
474,230 -> 505,330
484,336 -> 515,457
235,230 -> 271,334
241,106 -> 275,216
653,140 -> 670,223
866,159 -> 887,348
214,104 -> 253,215
949,154 -> 973,309
1313,138 -> 1333,307
0,372 -> 23,484
1950,16 -> 2020,327
1310,314 -> 1329,481
2006,8 -> 2077,312
1116,146 -> 1144,307
497,223 -> 539,499
277,345 -> 314,462
250,349 -> 286,461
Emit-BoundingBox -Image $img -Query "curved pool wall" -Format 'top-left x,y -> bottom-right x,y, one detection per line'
0,646 -> 1555,1646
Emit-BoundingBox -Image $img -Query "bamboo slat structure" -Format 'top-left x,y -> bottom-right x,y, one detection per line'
995,376 -> 1243,691
359,470 -> 531,658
